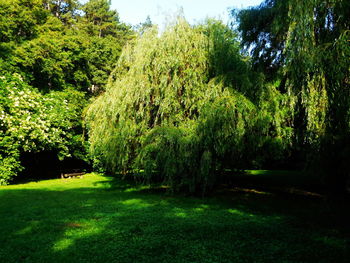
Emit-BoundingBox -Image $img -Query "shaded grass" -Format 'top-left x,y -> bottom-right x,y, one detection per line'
0,173 -> 349,263
221,170 -> 327,198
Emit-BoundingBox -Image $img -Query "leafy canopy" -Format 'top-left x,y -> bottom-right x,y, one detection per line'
0,74 -> 86,184
0,0 -> 133,92
86,19 -> 290,193
236,0 -> 350,190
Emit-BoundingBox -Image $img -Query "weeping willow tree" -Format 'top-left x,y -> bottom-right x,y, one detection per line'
86,19 -> 291,193
237,0 -> 350,191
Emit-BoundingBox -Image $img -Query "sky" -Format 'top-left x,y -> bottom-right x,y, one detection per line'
110,0 -> 263,26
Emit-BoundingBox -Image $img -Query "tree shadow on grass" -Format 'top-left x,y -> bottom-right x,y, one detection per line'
0,180 -> 349,263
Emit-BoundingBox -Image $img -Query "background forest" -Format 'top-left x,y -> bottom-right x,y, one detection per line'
0,0 -> 349,196
0,0 -> 133,184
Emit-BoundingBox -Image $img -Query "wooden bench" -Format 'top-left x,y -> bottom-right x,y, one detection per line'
61,171 -> 85,179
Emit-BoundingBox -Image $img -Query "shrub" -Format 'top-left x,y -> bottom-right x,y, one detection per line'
0,74 -> 87,184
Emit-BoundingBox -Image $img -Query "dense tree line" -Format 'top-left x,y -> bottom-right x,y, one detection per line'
0,0 -> 133,92
0,0 -> 132,184
236,0 -> 350,193
87,1 -> 349,194
1,0 -> 349,195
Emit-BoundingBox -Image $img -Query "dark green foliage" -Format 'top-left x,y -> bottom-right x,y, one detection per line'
236,0 -> 350,191
235,0 -> 289,80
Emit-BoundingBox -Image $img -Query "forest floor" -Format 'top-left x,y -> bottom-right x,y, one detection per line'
0,172 -> 349,263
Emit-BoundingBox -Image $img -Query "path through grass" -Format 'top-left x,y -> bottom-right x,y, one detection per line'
0,173 -> 349,262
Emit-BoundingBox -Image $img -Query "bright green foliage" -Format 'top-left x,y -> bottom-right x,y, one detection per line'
0,0 -> 48,42
42,0 -> 80,20
0,0 -> 133,92
135,93 -> 260,193
0,74 -> 87,184
86,19 -> 288,193
134,16 -> 153,35
87,20 -> 212,174
79,0 -> 133,90
82,0 -> 120,38
204,20 -> 253,97
254,83 -> 295,166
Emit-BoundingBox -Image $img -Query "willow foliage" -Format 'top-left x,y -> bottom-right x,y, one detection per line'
237,0 -> 350,190
86,19 -> 288,193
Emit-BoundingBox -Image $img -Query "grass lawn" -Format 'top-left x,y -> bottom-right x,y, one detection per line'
0,173 -> 349,263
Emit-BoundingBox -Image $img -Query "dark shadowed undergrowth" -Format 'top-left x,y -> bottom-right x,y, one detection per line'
0,173 -> 349,263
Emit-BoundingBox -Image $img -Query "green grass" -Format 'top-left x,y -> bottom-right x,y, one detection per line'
0,173 -> 349,263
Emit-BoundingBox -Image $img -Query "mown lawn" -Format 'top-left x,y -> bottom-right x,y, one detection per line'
0,173 -> 349,263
